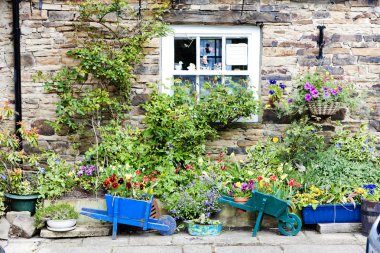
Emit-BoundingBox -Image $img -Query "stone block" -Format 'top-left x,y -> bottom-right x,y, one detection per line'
38,246 -> 112,253
40,224 -> 112,238
0,217 -> 10,240
317,223 -> 362,233
48,11 -> 76,21
183,245 -> 212,253
113,246 -> 182,253
12,215 -> 37,238
282,244 -> 364,253
32,119 -> 55,136
358,56 -> 380,64
6,211 -> 31,225
332,54 -> 358,65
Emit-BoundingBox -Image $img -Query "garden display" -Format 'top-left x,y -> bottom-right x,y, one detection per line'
186,214 -> 222,236
35,203 -> 79,231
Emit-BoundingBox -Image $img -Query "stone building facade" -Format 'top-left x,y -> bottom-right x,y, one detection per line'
0,0 -> 379,159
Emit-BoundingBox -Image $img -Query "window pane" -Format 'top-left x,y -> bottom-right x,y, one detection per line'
175,38 -> 196,71
199,75 -> 222,96
226,38 -> 248,71
200,38 -> 222,70
173,75 -> 196,93
224,76 -> 249,88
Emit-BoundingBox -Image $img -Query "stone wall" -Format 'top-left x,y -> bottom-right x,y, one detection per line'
0,0 -> 379,160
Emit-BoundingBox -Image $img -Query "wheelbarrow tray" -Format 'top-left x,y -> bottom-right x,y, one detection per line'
81,194 -> 176,239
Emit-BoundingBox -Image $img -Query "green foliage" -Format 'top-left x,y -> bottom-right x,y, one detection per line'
332,123 -> 379,163
37,153 -> 76,199
0,192 -> 4,216
34,203 -> 79,229
42,0 -> 170,134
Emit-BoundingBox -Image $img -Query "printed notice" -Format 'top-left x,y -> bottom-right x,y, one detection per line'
226,43 -> 248,66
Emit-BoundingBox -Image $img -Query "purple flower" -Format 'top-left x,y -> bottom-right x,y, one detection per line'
311,90 -> 319,98
361,147 -> 365,151
330,89 -> 337,96
364,139 -> 369,144
322,86 -> 328,91
287,98 -> 293,103
249,179 -> 254,185
338,86 -> 342,92
335,143 -> 342,148
77,170 -> 84,177
38,167 -> 45,174
304,83 -> 311,90
323,91 -> 330,98
269,90 -> 275,95
369,147 -> 374,153
228,191 -> 233,196
55,159 -> 60,165
269,80 -> 277,85
1,175 -> 6,181
305,94 -> 312,102
279,83 -> 286,90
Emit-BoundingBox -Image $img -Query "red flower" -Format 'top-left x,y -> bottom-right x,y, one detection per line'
270,175 -> 277,181
289,179 -> 301,187
126,182 -> 132,190
185,164 -> 194,170
257,176 -> 263,181
153,170 -> 158,175
103,179 -> 110,188
143,176 -> 149,184
175,168 -> 181,174
135,170 -> 141,176
118,177 -> 124,184
140,184 -> 144,190
221,165 -> 226,170
112,182 -> 118,189
151,177 -> 157,182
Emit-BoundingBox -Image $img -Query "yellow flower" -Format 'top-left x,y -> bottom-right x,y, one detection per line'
280,174 -> 288,180
149,189 -> 154,194
277,167 -> 283,173
311,199 -> 318,204
355,188 -> 366,195
124,174 -> 132,180
259,181 -> 263,188
235,182 -> 242,188
198,157 -> 204,166
272,137 -> 279,143
68,171 -> 74,177
265,104 -> 271,109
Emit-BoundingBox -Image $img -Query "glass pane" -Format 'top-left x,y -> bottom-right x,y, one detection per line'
199,75 -> 222,96
226,38 -> 248,71
173,75 -> 196,93
200,38 -> 222,70
175,38 -> 196,71
224,76 -> 249,88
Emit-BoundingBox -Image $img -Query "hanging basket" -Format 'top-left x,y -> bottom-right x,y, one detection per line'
308,101 -> 339,116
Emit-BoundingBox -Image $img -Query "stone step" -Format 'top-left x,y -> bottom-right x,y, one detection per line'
40,224 -> 112,238
316,223 -> 362,234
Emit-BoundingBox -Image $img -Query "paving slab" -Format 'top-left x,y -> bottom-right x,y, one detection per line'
129,232 -> 173,245
283,244 -> 364,253
112,246 -> 182,253
304,230 -> 361,245
183,245 -> 213,253
37,246 -> 112,253
317,223 -> 362,233
82,235 -> 129,247
216,246 -> 283,253
172,233 -> 217,245
213,230 -> 258,245
257,230 -> 309,245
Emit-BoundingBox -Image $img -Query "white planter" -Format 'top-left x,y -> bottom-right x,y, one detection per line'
47,219 -> 77,229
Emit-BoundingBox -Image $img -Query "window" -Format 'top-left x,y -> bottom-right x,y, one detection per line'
161,26 -> 261,121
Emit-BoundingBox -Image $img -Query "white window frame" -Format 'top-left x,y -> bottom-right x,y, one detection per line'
160,25 -> 261,122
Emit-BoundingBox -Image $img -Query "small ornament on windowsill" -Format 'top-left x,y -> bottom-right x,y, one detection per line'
187,63 -> 196,71
175,61 -> 183,70
201,56 -> 210,70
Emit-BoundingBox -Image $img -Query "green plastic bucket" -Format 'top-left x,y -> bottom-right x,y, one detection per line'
5,193 -> 39,214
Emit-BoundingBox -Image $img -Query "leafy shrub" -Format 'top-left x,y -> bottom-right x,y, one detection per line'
34,203 -> 79,229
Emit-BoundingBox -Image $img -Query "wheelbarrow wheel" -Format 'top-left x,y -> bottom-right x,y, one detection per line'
158,215 -> 176,236
278,213 -> 302,236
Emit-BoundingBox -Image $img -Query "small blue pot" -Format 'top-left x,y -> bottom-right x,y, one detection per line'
187,221 -> 222,236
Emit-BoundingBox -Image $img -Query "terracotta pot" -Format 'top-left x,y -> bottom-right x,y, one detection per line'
234,197 -> 249,213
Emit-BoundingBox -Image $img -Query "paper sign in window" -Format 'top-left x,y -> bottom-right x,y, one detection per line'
226,44 -> 248,66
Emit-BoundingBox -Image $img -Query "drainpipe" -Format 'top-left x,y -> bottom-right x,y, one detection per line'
12,0 -> 22,147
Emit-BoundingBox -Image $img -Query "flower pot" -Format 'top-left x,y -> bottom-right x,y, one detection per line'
234,197 -> 249,213
47,219 -> 77,231
186,221 -> 222,236
361,199 -> 380,235
308,101 -> 339,116
302,204 -> 361,224
4,193 -> 39,214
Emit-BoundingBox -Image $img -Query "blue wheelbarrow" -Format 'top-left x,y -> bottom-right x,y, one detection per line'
219,190 -> 302,237
81,194 -> 176,239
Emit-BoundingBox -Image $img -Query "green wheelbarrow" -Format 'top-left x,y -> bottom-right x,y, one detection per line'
219,190 -> 302,237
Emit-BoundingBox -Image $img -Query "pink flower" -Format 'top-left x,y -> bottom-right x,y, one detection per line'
304,83 -> 311,90
305,94 -> 312,102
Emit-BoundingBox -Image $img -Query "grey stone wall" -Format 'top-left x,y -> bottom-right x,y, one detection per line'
0,0 -> 379,160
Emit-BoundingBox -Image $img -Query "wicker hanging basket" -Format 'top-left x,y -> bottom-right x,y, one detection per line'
308,101 -> 339,116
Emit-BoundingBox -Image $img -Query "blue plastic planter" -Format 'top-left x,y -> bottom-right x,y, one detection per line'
302,204 -> 361,224
187,221 -> 222,236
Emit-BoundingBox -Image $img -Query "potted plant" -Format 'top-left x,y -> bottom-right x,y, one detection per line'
355,184 -> 380,235
229,181 -> 254,212
35,203 -> 79,231
186,213 -> 222,236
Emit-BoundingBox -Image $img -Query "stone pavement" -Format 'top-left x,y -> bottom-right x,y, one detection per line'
0,229 -> 367,253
